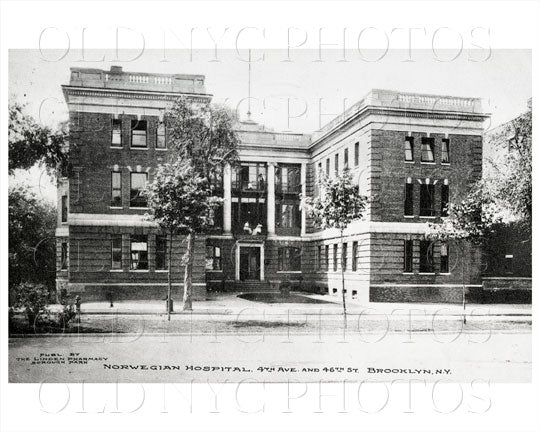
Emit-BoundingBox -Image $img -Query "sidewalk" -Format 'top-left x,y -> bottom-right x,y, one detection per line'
52,292 -> 532,317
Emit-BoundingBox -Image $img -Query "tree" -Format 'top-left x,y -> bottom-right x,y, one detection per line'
9,101 -> 69,176
485,108 -> 532,233
145,98 -> 239,314
165,98 -> 239,179
9,186 -> 57,294
428,107 -> 532,321
427,182 -> 502,323
145,159 -> 222,316
12,282 -> 50,326
304,171 -> 369,326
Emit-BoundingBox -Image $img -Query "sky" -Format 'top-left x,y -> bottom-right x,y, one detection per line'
8,49 -> 532,203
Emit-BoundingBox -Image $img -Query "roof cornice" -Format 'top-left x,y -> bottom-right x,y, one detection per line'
310,105 -> 489,148
62,85 -> 212,104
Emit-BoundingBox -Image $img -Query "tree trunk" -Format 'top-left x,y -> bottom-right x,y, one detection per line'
340,230 -> 347,329
462,243 -> 467,325
167,229 -> 173,321
182,232 -> 195,311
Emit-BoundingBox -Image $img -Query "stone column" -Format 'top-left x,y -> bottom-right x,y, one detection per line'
223,163 -> 232,234
267,162 -> 276,235
301,162 -> 307,236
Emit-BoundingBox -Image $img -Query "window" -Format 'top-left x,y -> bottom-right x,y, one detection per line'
233,163 -> 266,191
354,142 -> 359,166
131,119 -> 147,148
156,123 -> 166,149
334,153 -> 339,176
404,182 -> 414,216
441,138 -> 450,163
276,164 -> 301,194
326,158 -> 330,176
232,200 -> 266,232
278,247 -> 301,271
276,203 -> 301,228
61,195 -> 68,222
419,183 -> 435,216
419,240 -> 434,273
61,242 -> 68,270
441,183 -> 449,217
315,162 -> 322,196
440,242 -> 449,273
317,245 -> 323,270
130,172 -> 148,208
420,137 -> 434,162
111,118 -> 122,147
344,148 -> 349,170
130,235 -> 148,270
206,245 -> 222,271
342,242 -> 348,270
333,244 -> 338,271
352,241 -> 358,271
325,245 -> 330,270
404,240 -> 413,273
111,236 -> 122,270
111,172 -> 122,207
209,204 -> 223,229
156,235 -> 168,270
404,136 -> 414,161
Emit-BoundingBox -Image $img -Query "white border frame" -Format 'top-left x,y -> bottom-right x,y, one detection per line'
235,242 -> 264,281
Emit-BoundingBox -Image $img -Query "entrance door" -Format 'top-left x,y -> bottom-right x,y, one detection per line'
239,247 -> 261,281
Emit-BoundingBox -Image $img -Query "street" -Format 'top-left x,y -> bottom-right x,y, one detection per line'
9,316 -> 531,383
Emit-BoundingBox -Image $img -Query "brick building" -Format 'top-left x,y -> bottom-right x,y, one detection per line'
56,66 -> 489,303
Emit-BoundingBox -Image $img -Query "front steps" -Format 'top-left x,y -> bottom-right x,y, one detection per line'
233,280 -> 278,292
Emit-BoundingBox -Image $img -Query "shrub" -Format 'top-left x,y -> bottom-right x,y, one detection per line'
57,303 -> 77,329
279,280 -> 291,296
12,282 -> 50,326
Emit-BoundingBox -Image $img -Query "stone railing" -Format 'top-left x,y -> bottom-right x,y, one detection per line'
398,93 -> 474,108
313,89 -> 483,141
314,98 -> 366,140
237,130 -> 311,147
69,67 -> 206,95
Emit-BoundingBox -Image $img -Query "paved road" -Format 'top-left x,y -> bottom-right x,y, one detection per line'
9,327 -> 531,383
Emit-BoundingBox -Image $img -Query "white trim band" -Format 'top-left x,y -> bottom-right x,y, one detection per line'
371,284 -> 482,288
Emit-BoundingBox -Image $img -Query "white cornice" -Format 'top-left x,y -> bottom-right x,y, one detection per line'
68,213 -> 157,227
63,85 -> 212,101
302,220 -> 435,241
65,214 -> 436,238
311,105 -> 488,149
